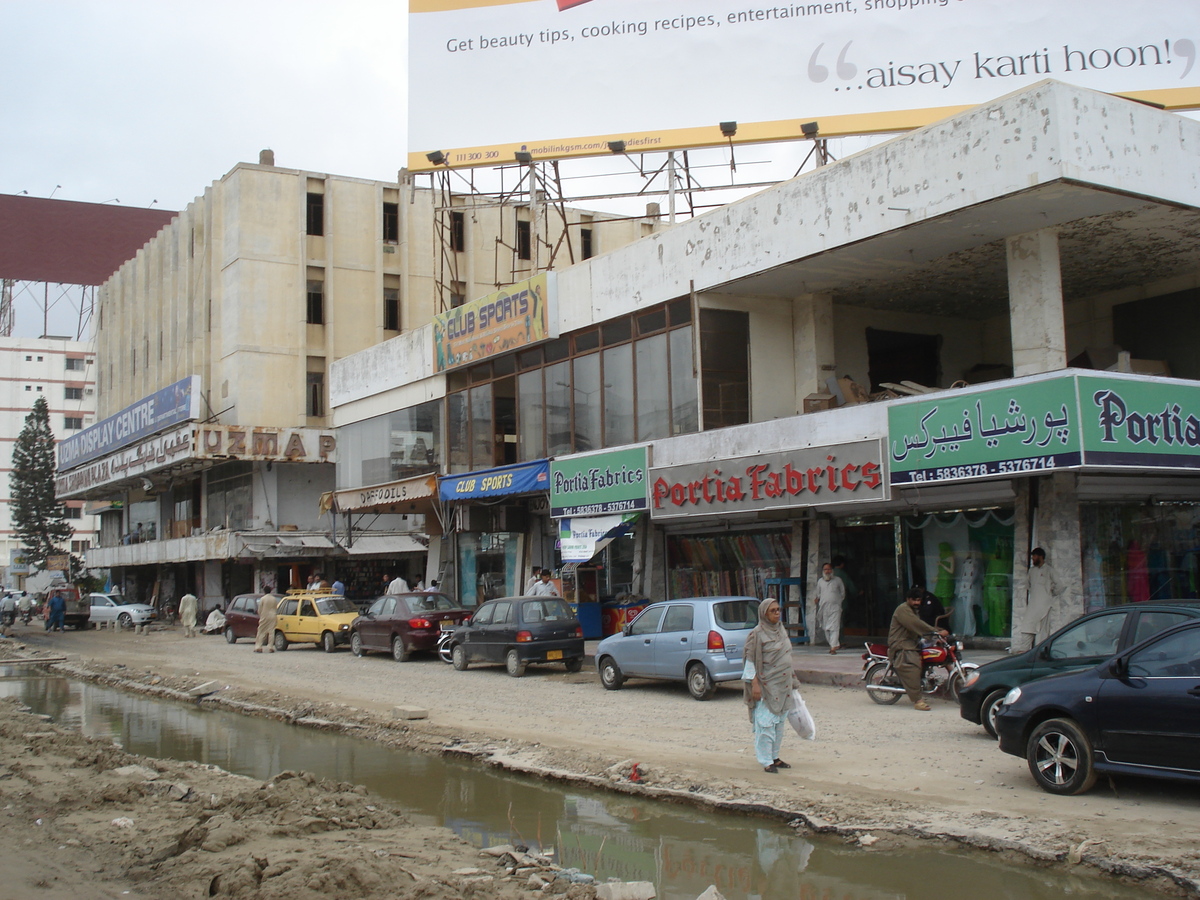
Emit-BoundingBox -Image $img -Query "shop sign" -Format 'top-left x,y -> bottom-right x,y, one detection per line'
649,441 -> 885,520
432,272 -> 557,373
45,554 -> 70,574
196,425 -> 336,463
56,424 -> 193,498
1078,374 -> 1200,470
550,447 -> 649,518
8,549 -> 29,575
57,374 -> 200,472
888,377 -> 1081,485
440,459 -> 550,501
558,514 -> 639,563
334,474 -> 438,512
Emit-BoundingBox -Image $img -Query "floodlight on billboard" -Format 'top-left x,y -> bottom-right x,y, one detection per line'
408,0 -> 1200,171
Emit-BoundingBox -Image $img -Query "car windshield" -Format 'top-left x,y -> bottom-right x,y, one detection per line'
408,593 -> 456,612
315,596 -> 358,615
522,599 -> 573,623
713,600 -> 759,630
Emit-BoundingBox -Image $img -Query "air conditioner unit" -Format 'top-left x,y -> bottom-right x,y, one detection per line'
84,388 -> 94,395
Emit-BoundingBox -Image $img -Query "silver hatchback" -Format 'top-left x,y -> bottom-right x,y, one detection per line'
594,596 -> 760,700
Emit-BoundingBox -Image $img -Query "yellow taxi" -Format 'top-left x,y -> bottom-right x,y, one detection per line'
273,589 -> 360,653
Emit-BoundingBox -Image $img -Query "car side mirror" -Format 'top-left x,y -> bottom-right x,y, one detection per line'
1037,643 -> 1051,660
622,624 -> 632,636
1107,657 -> 1125,678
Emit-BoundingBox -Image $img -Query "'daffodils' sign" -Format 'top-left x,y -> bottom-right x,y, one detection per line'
432,273 -> 556,373
550,447 -> 648,518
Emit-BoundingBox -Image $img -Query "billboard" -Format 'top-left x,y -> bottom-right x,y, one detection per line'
432,272 -> 556,372
408,0 -> 1200,171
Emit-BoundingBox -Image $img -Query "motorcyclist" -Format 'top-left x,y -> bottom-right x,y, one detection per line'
888,586 -> 949,712
0,592 -> 16,630
16,593 -> 33,623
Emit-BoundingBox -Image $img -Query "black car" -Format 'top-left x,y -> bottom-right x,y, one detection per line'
995,619 -> 1200,795
448,595 -> 585,677
959,602 -> 1200,736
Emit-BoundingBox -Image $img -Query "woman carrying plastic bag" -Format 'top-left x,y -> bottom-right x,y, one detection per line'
744,598 -> 811,773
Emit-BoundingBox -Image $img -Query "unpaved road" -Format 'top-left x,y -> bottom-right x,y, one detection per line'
6,624 -> 1200,897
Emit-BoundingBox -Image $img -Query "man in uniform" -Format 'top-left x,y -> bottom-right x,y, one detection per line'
254,590 -> 279,653
888,586 -> 948,711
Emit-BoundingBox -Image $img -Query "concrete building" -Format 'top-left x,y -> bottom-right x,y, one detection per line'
330,81 -> 1200,645
0,337 -> 98,586
63,153 -> 660,611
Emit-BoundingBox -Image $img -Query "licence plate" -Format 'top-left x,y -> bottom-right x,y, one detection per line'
546,650 -> 563,660
440,622 -> 454,631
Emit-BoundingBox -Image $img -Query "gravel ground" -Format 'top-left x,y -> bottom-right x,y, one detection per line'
5,623 -> 1200,898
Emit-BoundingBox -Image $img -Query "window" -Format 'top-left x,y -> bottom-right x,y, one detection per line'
24,355 -> 30,361
450,211 -> 466,252
206,461 -> 253,531
1127,628 -> 1200,678
630,605 -> 665,636
306,192 -> 324,236
580,227 -> 594,260
36,386 -> 42,392
450,280 -> 466,309
71,540 -> 90,553
661,605 -> 695,633
1047,613 -> 1126,660
517,220 -> 531,260
64,417 -> 83,430
382,201 -> 399,242
65,506 -> 83,519
65,358 -> 84,370
36,356 -> 42,362
307,371 -> 325,417
307,278 -> 324,325
700,308 -> 750,429
65,387 -> 83,400
384,288 -> 400,331
24,385 -> 30,392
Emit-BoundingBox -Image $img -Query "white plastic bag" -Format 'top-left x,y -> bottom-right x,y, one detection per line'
787,689 -> 816,740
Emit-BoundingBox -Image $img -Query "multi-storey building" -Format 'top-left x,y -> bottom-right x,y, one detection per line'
0,337 -> 98,586
62,152 -> 661,610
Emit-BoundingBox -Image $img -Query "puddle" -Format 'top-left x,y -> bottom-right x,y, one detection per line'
0,671 -> 1167,900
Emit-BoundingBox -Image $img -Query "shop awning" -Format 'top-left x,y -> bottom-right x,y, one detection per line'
237,533 -> 338,559
330,473 -> 439,515
439,459 -> 550,502
343,534 -> 428,556
559,513 -> 640,563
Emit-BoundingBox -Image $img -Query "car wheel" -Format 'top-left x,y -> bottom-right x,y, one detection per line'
687,662 -> 716,700
505,649 -> 526,678
864,663 -> 902,705
322,631 -> 337,653
599,656 -> 624,690
451,643 -> 468,671
273,630 -> 288,652
392,636 -> 412,662
981,689 -> 1008,739
564,657 -> 583,674
350,632 -> 364,657
224,626 -> 237,645
1026,718 -> 1098,795
118,612 -> 133,629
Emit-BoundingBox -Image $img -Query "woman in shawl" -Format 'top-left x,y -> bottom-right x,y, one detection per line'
743,598 -> 800,774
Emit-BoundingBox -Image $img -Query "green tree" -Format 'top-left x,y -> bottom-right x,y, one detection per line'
9,396 -> 73,570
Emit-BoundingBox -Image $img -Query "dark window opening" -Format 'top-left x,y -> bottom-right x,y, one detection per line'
383,202 -> 399,242
384,288 -> 400,331
306,372 -> 325,417
580,228 -> 594,260
306,192 -> 324,236
700,309 -> 750,429
517,220 -> 531,261
307,280 -> 324,324
450,211 -> 466,252
65,387 -> 83,400
64,416 -> 83,430
865,327 -> 941,392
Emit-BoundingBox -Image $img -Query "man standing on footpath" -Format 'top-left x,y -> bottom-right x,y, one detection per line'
529,570 -> 559,596
387,571 -> 409,594
178,592 -> 198,638
254,589 -> 279,653
813,562 -> 846,654
46,591 -> 66,632
1015,547 -> 1060,652
889,586 -> 948,711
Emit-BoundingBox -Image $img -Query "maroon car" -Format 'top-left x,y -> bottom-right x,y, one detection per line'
351,592 -> 471,661
223,592 -> 263,643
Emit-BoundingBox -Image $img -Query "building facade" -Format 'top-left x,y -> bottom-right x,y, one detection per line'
64,154 -> 659,611
330,81 -> 1200,643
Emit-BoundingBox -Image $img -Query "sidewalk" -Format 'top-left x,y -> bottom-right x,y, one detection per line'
582,639 -> 1008,688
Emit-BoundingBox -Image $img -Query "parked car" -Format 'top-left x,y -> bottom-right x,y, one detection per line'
959,601 -> 1200,736
448,595 -> 584,677
350,592 -> 471,661
594,596 -> 759,700
46,583 -> 90,630
88,593 -> 156,628
274,590 -> 360,652
995,619 -> 1200,794
223,592 -> 264,643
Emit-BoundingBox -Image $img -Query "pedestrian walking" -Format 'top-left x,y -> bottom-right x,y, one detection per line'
813,562 -> 845,653
178,592 -> 198,637
254,591 -> 279,652
743,598 -> 801,773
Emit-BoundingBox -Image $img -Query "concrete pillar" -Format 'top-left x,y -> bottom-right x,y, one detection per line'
792,293 -> 835,408
804,518 -> 832,645
1006,228 -> 1066,376
1010,472 -> 1084,650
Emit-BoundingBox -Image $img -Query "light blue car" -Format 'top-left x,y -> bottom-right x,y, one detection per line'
594,596 -> 760,700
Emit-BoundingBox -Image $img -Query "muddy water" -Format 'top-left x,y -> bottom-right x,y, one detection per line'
1,671 -> 1163,900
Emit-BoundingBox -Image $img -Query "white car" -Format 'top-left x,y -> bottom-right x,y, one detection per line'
89,593 -> 156,628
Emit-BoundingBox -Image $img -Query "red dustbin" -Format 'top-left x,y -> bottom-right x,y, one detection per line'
601,600 -> 648,636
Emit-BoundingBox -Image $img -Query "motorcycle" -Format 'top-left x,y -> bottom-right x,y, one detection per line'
861,633 -> 977,704
19,607 -> 33,626
436,623 -> 458,664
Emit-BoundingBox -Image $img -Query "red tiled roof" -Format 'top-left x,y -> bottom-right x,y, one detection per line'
0,194 -> 177,286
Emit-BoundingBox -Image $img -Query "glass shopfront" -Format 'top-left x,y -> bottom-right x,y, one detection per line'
1081,503 -> 1200,611
902,510 -> 1015,639
457,531 -> 520,609
665,529 -> 791,600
